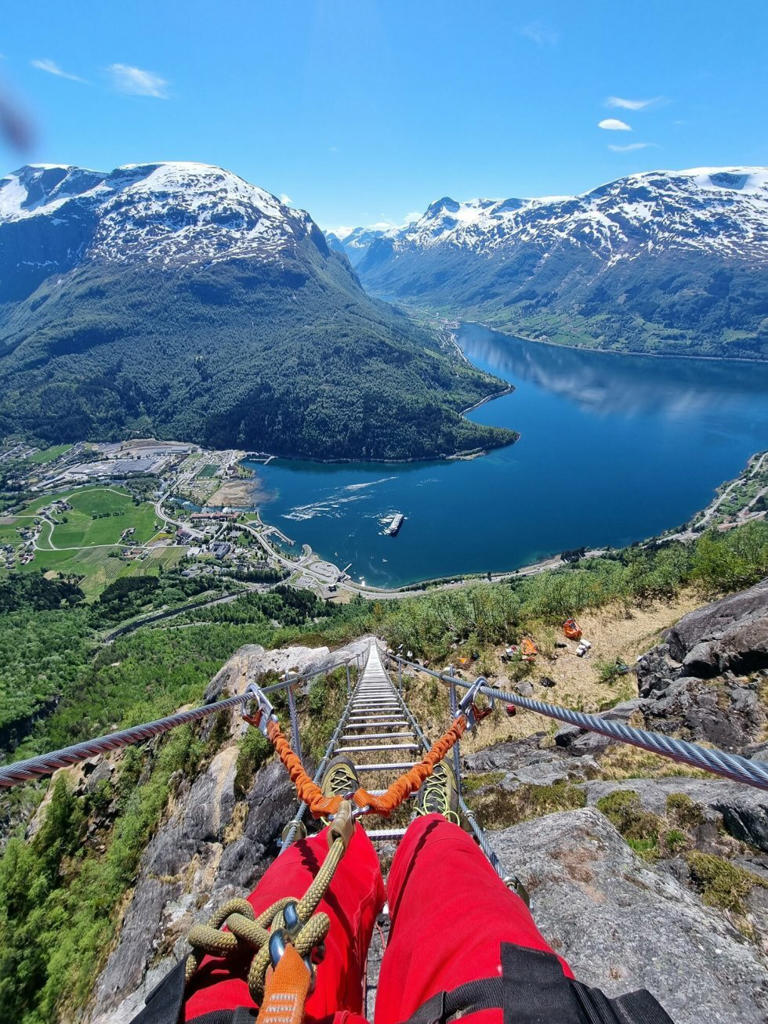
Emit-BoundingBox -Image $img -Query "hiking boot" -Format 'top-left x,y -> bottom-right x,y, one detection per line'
321,755 -> 360,802
414,760 -> 460,823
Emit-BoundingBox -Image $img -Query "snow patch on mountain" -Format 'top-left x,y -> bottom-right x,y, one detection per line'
0,162 -> 314,269
359,167 -> 768,265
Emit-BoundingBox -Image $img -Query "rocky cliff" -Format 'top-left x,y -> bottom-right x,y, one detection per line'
81,584 -> 768,1024
84,637 -> 371,1024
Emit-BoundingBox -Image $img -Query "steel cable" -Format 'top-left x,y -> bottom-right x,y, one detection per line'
390,655 -> 768,792
0,658 -> 356,789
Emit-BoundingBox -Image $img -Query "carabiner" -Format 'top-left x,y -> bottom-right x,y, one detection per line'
241,681 -> 277,736
456,677 -> 495,730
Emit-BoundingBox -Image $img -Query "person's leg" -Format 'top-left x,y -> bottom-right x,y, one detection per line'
185,823 -> 385,1022
374,814 -> 573,1024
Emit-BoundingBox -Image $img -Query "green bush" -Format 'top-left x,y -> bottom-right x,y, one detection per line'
234,728 -> 270,797
0,726 -> 203,1023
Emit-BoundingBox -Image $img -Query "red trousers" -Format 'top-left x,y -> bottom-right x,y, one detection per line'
184,815 -> 573,1024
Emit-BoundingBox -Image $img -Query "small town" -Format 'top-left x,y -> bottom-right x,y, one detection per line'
0,437 -> 364,601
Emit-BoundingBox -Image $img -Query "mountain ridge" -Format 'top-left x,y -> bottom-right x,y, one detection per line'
342,167 -> 768,360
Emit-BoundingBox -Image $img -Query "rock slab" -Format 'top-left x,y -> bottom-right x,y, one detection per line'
492,807 -> 768,1024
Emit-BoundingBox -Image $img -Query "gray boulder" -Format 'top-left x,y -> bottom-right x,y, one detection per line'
464,734 -> 598,788
554,699 -> 642,755
492,807 -> 768,1024
666,578 -> 768,677
629,580 -> 768,752
640,675 -> 764,750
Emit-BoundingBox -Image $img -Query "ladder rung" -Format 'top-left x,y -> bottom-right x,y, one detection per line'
342,732 -> 413,741
365,828 -> 408,840
348,716 -> 406,723
354,761 -> 418,771
347,722 -> 409,729
349,712 -> 403,718
336,743 -> 418,753
349,710 -> 402,716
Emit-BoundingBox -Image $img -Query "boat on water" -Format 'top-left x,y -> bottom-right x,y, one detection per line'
385,512 -> 405,537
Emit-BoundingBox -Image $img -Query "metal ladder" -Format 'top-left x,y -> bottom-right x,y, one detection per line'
334,641 -> 425,844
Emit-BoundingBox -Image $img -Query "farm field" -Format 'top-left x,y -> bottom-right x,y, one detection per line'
2,487 -> 184,599
27,444 -> 73,465
36,487 -> 158,549
0,518 -> 21,546
24,542 -> 185,599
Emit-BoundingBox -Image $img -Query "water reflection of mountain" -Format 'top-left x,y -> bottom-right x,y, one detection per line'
459,325 -> 768,421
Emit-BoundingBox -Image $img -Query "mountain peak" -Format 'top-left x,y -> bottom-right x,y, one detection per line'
0,160 -> 312,274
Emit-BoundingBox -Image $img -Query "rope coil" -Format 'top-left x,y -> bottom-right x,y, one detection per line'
186,812 -> 351,1001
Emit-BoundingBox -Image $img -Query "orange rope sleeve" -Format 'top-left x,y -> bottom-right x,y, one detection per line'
265,717 -> 468,819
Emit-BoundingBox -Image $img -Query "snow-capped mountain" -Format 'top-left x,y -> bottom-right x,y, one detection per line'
356,168 -> 768,359
0,162 -> 329,301
326,225 -> 393,266
0,161 -> 512,459
367,168 -> 768,261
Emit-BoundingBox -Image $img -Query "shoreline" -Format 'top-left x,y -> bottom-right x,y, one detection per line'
461,319 -> 768,366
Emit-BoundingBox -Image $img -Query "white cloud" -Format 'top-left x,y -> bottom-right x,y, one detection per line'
108,64 -> 168,98
608,142 -> 658,152
279,193 -> 293,205
606,96 -> 660,111
520,22 -> 559,46
31,58 -> 87,84
598,118 -> 632,131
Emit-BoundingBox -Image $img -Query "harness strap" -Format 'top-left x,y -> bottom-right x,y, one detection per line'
397,944 -> 675,1024
189,1011 -> 257,1024
400,977 -> 504,1024
255,944 -> 312,1024
130,943 -> 675,1024
129,955 -> 187,1024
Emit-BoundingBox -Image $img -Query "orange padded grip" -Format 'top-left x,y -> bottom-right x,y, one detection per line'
266,717 -> 467,819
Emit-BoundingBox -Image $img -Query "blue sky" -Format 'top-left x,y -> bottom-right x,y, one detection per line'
1,0 -> 767,233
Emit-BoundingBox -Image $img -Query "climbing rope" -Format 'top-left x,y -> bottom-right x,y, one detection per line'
185,801 -> 354,1003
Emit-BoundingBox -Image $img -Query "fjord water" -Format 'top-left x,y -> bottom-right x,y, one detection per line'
247,325 -> 768,588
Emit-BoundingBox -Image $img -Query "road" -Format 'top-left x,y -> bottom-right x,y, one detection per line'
666,450 -> 768,542
100,589 -> 250,642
